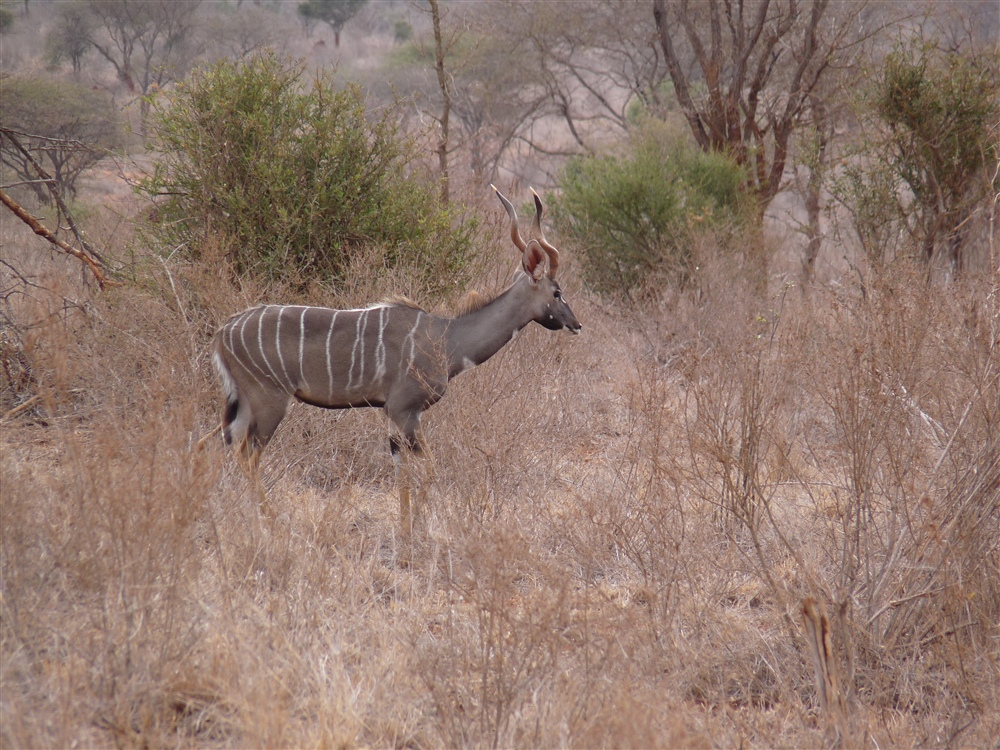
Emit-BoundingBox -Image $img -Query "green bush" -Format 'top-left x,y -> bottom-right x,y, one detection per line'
139,52 -> 474,294
833,42 -> 999,271
550,123 -> 749,297
393,19 -> 412,44
873,45 -> 999,269
0,5 -> 13,34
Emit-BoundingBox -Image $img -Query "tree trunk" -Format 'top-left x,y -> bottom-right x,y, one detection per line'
803,96 -> 829,282
429,0 -> 450,206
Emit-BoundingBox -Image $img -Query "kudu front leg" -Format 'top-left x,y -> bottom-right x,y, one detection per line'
390,431 -> 436,541
390,435 -> 417,539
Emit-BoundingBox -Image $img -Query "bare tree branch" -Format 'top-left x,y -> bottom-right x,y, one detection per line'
653,0 -> 710,148
0,188 -> 112,290
653,0 -> 872,209
428,0 -> 451,205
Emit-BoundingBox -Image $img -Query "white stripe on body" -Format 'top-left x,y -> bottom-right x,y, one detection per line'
375,306 -> 389,383
298,307 -> 309,394
401,312 -> 424,375
232,308 -> 268,391
325,310 -> 340,400
256,306 -> 287,391
275,305 -> 294,391
348,308 -> 371,390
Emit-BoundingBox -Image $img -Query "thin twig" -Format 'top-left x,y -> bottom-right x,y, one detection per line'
1,395 -> 41,422
156,255 -> 200,376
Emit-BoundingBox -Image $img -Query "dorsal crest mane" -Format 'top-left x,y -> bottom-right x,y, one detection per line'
455,290 -> 490,316
380,295 -> 425,311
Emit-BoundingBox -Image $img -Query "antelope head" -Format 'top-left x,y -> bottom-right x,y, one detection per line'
492,185 -> 581,335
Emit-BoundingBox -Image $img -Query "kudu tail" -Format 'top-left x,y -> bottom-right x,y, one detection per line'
211,336 -> 241,447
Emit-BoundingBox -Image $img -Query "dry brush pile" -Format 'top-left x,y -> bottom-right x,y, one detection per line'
1,197 -> 998,748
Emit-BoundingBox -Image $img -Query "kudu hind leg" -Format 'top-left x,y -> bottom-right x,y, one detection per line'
197,391 -> 242,452
196,422 -> 223,451
234,433 -> 270,516
232,395 -> 290,517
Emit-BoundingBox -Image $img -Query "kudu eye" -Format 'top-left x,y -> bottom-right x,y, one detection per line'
553,289 -> 562,300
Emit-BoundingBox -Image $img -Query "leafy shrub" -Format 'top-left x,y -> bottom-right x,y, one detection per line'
139,52 -> 474,294
832,42 -> 999,272
550,122 -> 749,298
393,19 -> 413,44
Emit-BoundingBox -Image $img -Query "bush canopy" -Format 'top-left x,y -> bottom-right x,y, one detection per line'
139,52 -> 473,293
872,44 -> 999,268
550,123 -> 749,298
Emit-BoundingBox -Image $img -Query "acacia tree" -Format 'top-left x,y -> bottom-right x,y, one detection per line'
651,0 -> 871,212
511,1 -> 663,148
413,2 -> 636,184
45,3 -> 94,74
202,4 -> 283,61
877,46 -> 998,272
0,76 -> 121,201
454,1 -> 871,197
297,0 -> 366,47
468,1 -> 661,158
832,42 -> 1000,276
380,3 -> 548,184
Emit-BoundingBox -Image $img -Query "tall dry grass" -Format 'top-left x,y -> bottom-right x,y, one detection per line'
1,189 -> 998,748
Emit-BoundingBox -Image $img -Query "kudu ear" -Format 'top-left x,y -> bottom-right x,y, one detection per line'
522,241 -> 547,281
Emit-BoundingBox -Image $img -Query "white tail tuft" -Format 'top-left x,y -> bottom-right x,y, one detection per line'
212,347 -> 238,406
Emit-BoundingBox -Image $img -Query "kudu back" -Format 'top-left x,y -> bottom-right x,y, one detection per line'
209,186 -> 580,531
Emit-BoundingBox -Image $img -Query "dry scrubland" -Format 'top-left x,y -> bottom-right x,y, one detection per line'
2,176 -> 999,748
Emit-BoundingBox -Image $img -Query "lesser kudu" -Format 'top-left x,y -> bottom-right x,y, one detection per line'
206,186 -> 580,534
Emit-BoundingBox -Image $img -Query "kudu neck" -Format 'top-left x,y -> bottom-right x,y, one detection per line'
444,275 -> 537,377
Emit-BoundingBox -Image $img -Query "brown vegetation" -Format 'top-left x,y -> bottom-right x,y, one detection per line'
2,2 -> 998,747
2,176 -> 997,747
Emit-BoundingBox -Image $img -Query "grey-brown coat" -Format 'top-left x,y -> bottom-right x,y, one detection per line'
208,187 -> 580,532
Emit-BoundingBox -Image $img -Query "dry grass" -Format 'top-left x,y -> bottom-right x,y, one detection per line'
2,185 -> 998,748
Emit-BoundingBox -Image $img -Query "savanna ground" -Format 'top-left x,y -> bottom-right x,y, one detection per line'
3,3 -> 1000,748
2,164 -> 998,748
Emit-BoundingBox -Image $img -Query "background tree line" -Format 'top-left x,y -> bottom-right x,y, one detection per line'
1,0 -> 997,294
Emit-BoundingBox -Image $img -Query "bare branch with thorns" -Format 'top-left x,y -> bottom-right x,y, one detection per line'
0,127 -> 114,289
0,187 -> 112,290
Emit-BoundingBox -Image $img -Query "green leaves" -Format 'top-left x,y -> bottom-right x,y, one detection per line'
550,123 -> 749,298
837,43 -> 1000,268
139,52 -> 473,294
